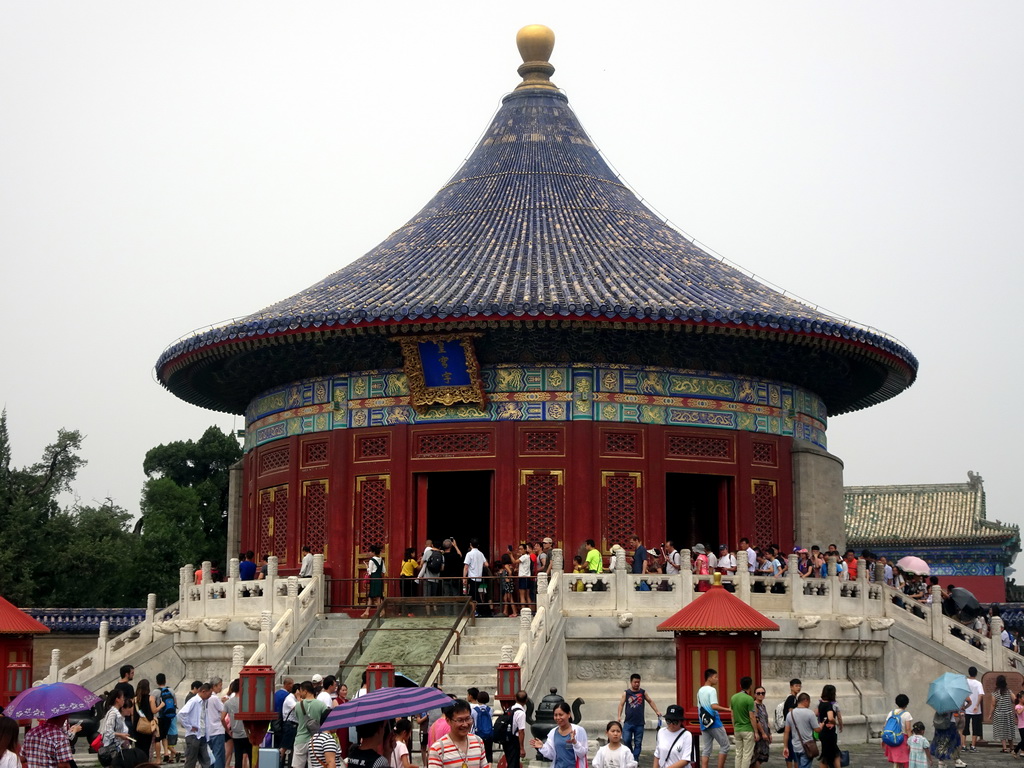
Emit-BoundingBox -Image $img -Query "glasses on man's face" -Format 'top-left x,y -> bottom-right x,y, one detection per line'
755,691 -> 766,696
452,717 -> 473,725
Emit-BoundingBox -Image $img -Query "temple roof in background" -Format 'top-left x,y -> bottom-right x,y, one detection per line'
0,595 -> 50,635
845,472 -> 1020,552
157,25 -> 917,416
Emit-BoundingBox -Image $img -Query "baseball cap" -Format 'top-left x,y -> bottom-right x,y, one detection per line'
543,537 -> 553,544
719,545 -> 727,550
311,674 -> 323,684
664,704 -> 684,722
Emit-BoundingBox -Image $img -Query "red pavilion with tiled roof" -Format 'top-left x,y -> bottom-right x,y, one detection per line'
658,578 -> 779,730
0,595 -> 49,707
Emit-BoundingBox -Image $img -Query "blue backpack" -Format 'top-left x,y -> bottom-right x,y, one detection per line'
882,710 -> 905,747
474,705 -> 493,738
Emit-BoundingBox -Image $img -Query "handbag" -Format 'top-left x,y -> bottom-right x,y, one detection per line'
136,716 -> 154,735
840,750 -> 850,767
699,706 -> 715,729
97,744 -> 119,767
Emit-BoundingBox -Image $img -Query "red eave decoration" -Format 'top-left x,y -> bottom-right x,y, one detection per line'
0,596 -> 50,635
656,585 -> 780,633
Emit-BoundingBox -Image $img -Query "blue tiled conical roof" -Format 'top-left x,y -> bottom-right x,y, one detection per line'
157,27 -> 917,415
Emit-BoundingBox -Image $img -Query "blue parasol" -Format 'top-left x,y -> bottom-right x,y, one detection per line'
322,686 -> 453,729
927,673 -> 971,714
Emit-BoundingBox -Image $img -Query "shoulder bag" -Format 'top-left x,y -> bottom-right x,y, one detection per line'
790,712 -> 819,759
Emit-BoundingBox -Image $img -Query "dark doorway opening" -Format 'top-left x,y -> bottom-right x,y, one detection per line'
420,471 -> 493,556
665,473 -> 729,553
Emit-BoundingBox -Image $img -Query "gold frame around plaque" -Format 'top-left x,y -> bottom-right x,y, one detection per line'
394,333 -> 485,410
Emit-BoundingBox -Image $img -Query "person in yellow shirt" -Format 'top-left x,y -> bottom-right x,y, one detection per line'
585,540 -> 603,573
401,548 -> 419,616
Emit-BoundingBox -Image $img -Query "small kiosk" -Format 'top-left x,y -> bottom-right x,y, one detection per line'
0,595 -> 49,708
657,576 -> 779,732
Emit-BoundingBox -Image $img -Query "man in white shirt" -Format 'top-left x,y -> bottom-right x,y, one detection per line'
506,690 -> 528,768
207,678 -> 227,768
716,546 -> 737,575
663,542 -> 681,575
653,705 -> 692,768
316,676 -> 338,709
463,539 -> 489,606
298,546 -> 314,577
963,666 -> 984,751
739,538 -> 757,574
517,544 -> 533,613
179,683 -> 214,768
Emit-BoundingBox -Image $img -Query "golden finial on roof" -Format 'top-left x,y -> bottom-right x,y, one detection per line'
515,24 -> 557,91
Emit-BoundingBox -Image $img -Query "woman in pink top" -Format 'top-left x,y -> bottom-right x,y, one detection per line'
1012,690 -> 1024,757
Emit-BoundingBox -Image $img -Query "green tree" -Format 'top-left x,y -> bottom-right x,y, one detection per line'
0,409 -> 90,606
139,426 -> 241,603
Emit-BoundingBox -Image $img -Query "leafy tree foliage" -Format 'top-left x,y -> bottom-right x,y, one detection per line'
139,426 -> 242,603
0,410 -> 139,606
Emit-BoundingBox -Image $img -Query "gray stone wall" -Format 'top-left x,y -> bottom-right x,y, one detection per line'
792,440 -> 846,550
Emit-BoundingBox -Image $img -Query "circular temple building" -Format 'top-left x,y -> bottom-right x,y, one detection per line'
156,26 -> 917,595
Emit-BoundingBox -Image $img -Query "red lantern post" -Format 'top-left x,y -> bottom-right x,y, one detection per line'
366,663 -> 395,692
238,665 -> 277,767
496,663 -> 520,711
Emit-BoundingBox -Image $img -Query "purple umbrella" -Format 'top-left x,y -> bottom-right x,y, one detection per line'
4,682 -> 102,720
322,686 -> 453,729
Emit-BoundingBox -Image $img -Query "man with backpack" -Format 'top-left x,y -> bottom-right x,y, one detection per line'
776,679 -> 801,768
472,692 -> 494,763
494,691 -> 527,768
155,673 -> 180,763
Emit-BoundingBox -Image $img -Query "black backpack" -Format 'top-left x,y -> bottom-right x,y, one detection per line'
493,708 -> 516,746
426,550 -> 444,575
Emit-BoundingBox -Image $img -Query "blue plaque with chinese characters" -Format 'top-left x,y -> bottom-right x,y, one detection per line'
418,339 -> 472,388
395,333 -> 485,410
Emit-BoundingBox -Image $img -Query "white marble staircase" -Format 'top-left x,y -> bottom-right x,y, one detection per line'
280,614 -> 367,682
440,618 -> 519,695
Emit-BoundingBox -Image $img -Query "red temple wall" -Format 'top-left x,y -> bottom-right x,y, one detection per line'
242,422 -> 794,584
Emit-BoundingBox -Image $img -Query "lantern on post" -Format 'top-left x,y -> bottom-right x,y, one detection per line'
4,662 -> 31,701
496,663 -> 520,710
237,665 -> 277,766
366,663 -> 395,692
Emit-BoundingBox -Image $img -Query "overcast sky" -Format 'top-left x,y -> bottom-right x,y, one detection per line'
2,3 -> 1021,561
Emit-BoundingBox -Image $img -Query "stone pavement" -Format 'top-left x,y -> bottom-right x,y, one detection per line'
67,740 -> 1023,768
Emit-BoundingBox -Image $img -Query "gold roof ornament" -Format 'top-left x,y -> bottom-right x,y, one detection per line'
515,24 -> 557,90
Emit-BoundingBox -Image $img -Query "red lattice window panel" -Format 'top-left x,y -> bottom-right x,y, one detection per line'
751,441 -> 776,466
357,476 -> 389,550
603,432 -> 640,456
604,473 -> 640,547
259,447 -> 290,475
522,430 -> 561,454
257,485 -> 289,563
358,435 -> 390,460
523,473 -> 560,545
302,441 -> 328,466
414,432 -> 492,457
666,435 -> 733,461
751,481 -> 776,547
302,481 -> 328,557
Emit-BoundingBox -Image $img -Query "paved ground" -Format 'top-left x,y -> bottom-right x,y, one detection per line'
68,740 -> 1021,768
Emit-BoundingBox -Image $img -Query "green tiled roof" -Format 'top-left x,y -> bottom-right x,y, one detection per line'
844,476 -> 1019,547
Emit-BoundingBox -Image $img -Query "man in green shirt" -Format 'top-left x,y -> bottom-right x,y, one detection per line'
293,681 -> 327,768
729,676 -> 756,768
584,540 -> 603,573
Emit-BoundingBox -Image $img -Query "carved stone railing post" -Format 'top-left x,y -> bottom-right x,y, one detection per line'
536,572 -> 549,619
230,644 -> 245,683
259,610 -> 273,664
229,557 -> 240,581
145,593 -> 157,643
180,565 -> 192,612
551,548 -> 564,575
312,554 -> 325,578
49,648 -> 61,683
737,566 -> 751,603
930,584 -> 944,642
680,549 -> 693,594
991,615 -> 1007,670
787,554 -> 799,604
614,545 -> 629,611
98,620 -> 109,670
501,644 -> 515,663
266,555 -> 279,613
